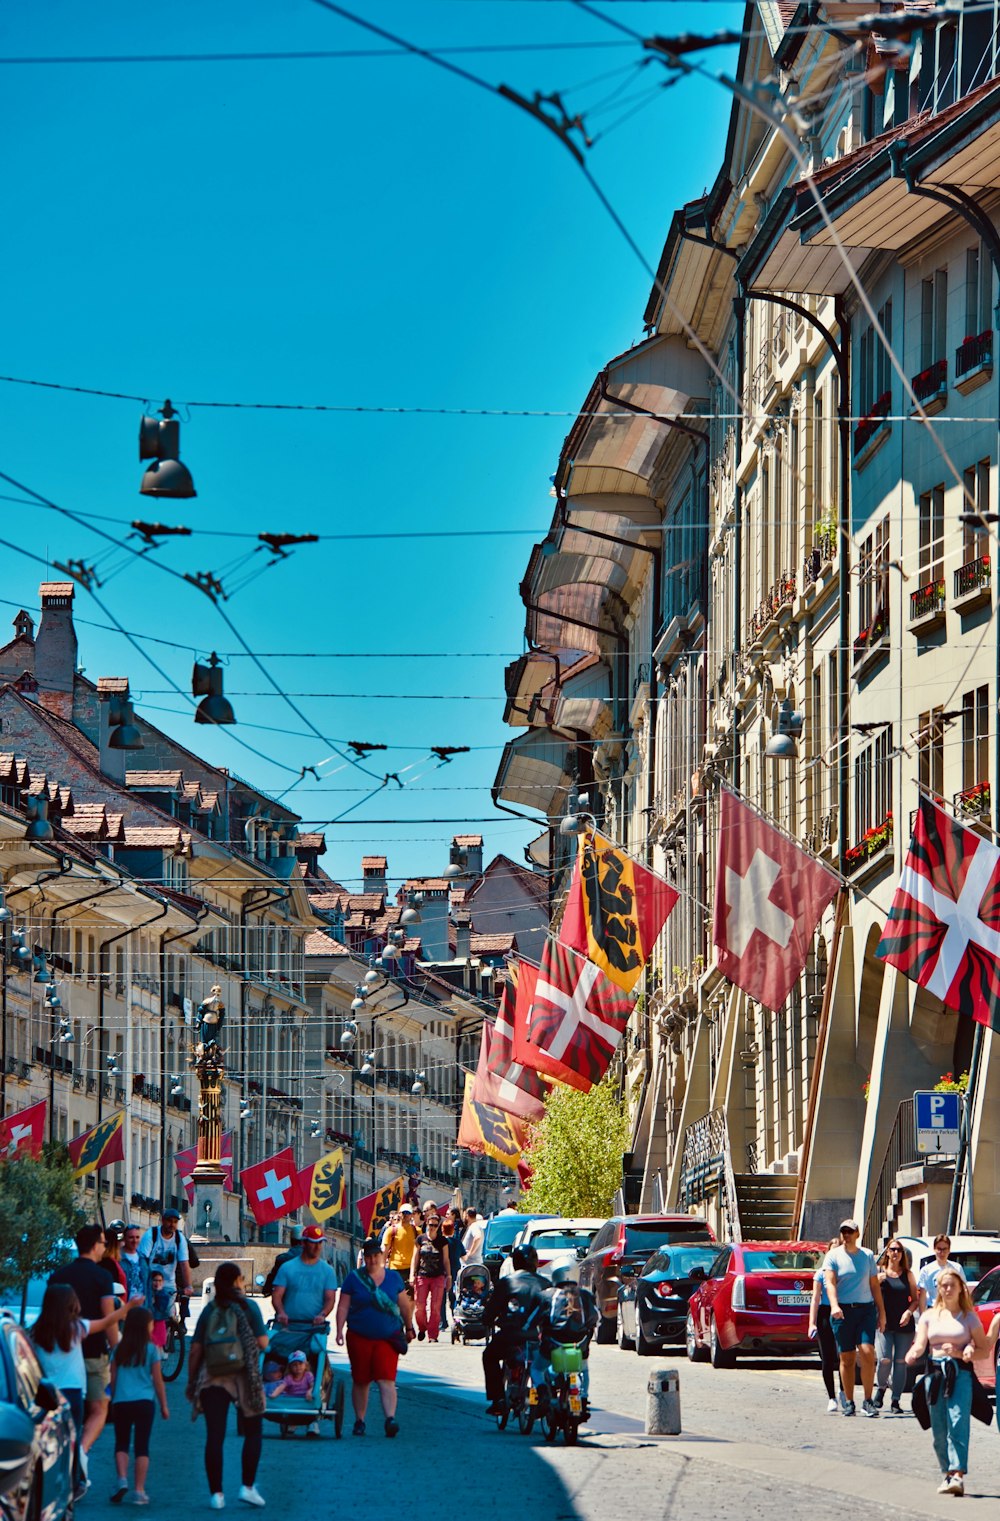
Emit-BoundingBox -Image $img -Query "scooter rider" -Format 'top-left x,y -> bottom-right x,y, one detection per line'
482,1243 -> 548,1415
533,1265 -> 599,1406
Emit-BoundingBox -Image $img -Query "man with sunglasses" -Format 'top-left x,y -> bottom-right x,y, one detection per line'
410,1215 -> 451,1343
825,1219 -> 886,1417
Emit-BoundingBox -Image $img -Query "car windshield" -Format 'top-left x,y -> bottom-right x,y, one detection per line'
972,1268 -> 1000,1304
484,1217 -> 532,1251
741,1250 -> 825,1272
530,1230 -> 598,1252
951,1251 -> 1000,1281
644,1247 -> 719,1276
624,1223 -> 711,1252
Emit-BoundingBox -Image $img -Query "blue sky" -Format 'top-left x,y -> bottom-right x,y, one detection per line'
0,0 -> 736,889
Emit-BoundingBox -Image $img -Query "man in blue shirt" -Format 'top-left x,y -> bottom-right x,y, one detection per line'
272,1225 -> 337,1437
824,1219 -> 886,1418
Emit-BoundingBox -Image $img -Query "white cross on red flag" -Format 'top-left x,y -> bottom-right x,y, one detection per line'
512,940 -> 632,1092
713,788 -> 840,1012
0,1099 -> 46,1158
241,1145 -> 299,1226
877,797 -> 1000,1027
472,1016 -> 546,1122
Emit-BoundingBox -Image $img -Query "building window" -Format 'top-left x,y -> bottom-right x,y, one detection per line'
921,269 -> 948,369
918,484 -> 945,584
854,747 -> 873,841
962,685 -> 989,792
918,707 -> 945,799
860,301 -> 893,415
858,517 -> 890,635
962,459 -> 991,561
965,243 -> 993,340
874,726 -> 893,824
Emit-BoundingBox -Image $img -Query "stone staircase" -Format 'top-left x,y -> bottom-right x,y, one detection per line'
734,1171 -> 799,1240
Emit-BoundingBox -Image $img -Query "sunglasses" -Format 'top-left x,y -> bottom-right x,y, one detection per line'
888,1246 -> 903,1253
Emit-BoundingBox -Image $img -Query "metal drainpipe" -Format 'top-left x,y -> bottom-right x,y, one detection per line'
159,908 -> 208,1207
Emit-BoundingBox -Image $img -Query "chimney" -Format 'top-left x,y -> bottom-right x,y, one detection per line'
452,835 -> 483,880
97,678 -> 132,783
453,908 -> 472,961
34,582 -> 78,719
361,855 -> 388,895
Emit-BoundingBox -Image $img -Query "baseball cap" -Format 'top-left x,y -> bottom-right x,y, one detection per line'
161,1207 -> 181,1221
839,1219 -> 860,1233
301,1225 -> 325,1242
288,1350 -> 307,1364
400,1204 -> 413,1213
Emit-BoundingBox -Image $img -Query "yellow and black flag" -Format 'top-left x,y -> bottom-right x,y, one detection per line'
457,1074 -> 526,1170
356,1175 -> 405,1238
308,1148 -> 347,1223
560,829 -> 678,994
68,1110 -> 125,1178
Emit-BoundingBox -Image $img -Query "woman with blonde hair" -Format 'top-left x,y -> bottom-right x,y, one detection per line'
906,1267 -> 988,1496
874,1238 -> 918,1412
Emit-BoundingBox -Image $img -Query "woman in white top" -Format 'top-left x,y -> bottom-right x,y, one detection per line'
905,1267 -> 988,1496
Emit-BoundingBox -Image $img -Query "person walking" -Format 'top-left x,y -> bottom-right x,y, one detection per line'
31,1282 -> 137,1498
381,1206 -> 417,1291
441,1212 -> 465,1329
462,1209 -> 485,1266
186,1262 -> 270,1510
119,1226 -> 147,1304
49,1223 -> 120,1480
906,1267 -> 989,1496
108,1306 -> 170,1505
917,1235 -> 967,1313
270,1224 -> 336,1437
875,1239 -> 918,1412
335,1237 -> 415,1439
808,1238 -> 844,1413
824,1219 -> 886,1417
138,1207 -> 192,1319
410,1215 -> 451,1343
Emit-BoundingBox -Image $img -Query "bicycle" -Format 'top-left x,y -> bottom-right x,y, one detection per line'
160,1301 -> 188,1383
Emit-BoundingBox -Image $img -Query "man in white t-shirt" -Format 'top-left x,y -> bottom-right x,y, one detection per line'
138,1207 -> 192,1311
916,1234 -> 967,1313
462,1208 -> 485,1265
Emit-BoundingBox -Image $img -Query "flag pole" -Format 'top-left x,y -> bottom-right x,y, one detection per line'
947,1019 -> 984,1234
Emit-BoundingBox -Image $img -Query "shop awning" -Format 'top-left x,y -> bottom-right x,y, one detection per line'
493,729 -> 575,819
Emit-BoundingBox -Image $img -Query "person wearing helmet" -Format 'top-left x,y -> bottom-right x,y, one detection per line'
534,1272 -> 599,1408
482,1241 -> 547,1414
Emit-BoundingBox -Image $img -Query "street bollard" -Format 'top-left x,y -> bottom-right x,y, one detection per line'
645,1367 -> 681,1435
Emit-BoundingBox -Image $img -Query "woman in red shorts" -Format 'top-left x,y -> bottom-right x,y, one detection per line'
335,1237 -> 415,1438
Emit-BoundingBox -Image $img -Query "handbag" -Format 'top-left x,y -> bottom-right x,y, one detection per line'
357,1267 -> 408,1356
388,1329 -> 409,1357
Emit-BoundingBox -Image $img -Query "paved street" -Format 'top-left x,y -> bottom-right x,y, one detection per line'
78,1299 -> 1000,1520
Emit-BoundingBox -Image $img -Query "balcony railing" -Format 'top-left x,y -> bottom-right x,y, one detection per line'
854,390 -> 891,455
748,571 -> 796,640
955,780 -> 990,822
956,329 -> 993,379
909,577 -> 945,622
955,554 -> 991,600
853,611 -> 889,662
911,358 -> 948,405
843,814 -> 893,874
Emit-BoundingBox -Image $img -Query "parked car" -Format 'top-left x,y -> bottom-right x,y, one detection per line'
0,1243 -> 76,1330
617,1242 -> 722,1355
895,1233 -> 1000,1292
577,1214 -> 716,1342
0,1319 -> 74,1521
967,1262 -> 1000,1388
499,1219 -> 605,1281
685,1240 -> 827,1368
480,1214 -> 556,1283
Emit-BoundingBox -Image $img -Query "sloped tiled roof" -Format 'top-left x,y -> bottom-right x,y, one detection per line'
304,929 -> 351,958
122,825 -> 189,848
126,770 -> 185,790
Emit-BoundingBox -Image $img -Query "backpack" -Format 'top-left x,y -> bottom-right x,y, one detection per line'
202,1301 -> 246,1376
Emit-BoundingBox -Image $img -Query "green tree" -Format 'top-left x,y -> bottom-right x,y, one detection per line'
520,1077 -> 629,1216
0,1144 -> 84,1300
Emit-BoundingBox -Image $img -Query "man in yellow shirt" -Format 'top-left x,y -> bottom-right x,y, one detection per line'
381,1205 -> 417,1288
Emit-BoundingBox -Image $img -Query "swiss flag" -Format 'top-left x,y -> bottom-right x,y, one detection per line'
241,1146 -> 299,1226
0,1099 -> 46,1158
713,788 -> 840,1012
512,942 -> 632,1092
877,797 -> 1000,1027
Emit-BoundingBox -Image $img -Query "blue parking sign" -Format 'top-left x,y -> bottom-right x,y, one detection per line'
914,1090 -> 961,1155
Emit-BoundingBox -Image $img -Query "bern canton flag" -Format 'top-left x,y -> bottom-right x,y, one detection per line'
877,796 -> 1000,1028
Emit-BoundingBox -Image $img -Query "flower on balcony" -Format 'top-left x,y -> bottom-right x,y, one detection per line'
959,330 -> 992,350
933,1069 -> 969,1094
843,813 -> 893,870
913,359 -> 947,391
957,780 -> 991,818
862,1074 -> 870,1102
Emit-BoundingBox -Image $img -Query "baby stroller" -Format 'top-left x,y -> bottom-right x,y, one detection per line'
451,1264 -> 493,1344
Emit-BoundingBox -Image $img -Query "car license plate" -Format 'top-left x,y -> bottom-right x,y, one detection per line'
776,1293 -> 811,1306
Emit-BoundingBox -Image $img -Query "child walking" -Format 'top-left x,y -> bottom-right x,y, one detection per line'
147,1270 -> 172,1350
109,1306 -> 170,1505
30,1283 -> 136,1498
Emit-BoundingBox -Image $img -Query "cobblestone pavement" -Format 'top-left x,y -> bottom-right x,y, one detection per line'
78,1305 -> 1000,1520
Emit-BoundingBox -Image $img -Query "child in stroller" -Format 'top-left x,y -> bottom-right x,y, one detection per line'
451,1265 -> 492,1343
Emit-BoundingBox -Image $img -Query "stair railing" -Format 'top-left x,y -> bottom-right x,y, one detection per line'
861,1098 -> 920,1250
677,1106 -> 741,1242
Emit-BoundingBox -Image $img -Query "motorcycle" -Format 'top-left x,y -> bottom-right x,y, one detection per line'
532,1343 -> 587,1445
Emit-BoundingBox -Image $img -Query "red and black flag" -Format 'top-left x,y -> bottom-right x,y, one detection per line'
68,1110 -> 125,1178
513,940 -> 632,1092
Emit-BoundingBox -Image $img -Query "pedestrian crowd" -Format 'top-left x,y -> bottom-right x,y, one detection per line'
808,1223 -> 1000,1498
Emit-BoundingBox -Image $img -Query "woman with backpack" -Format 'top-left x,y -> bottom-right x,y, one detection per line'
186,1262 -> 270,1509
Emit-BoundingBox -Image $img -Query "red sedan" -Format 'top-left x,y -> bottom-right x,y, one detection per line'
685,1240 -> 828,1368
970,1264 -> 1000,1388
